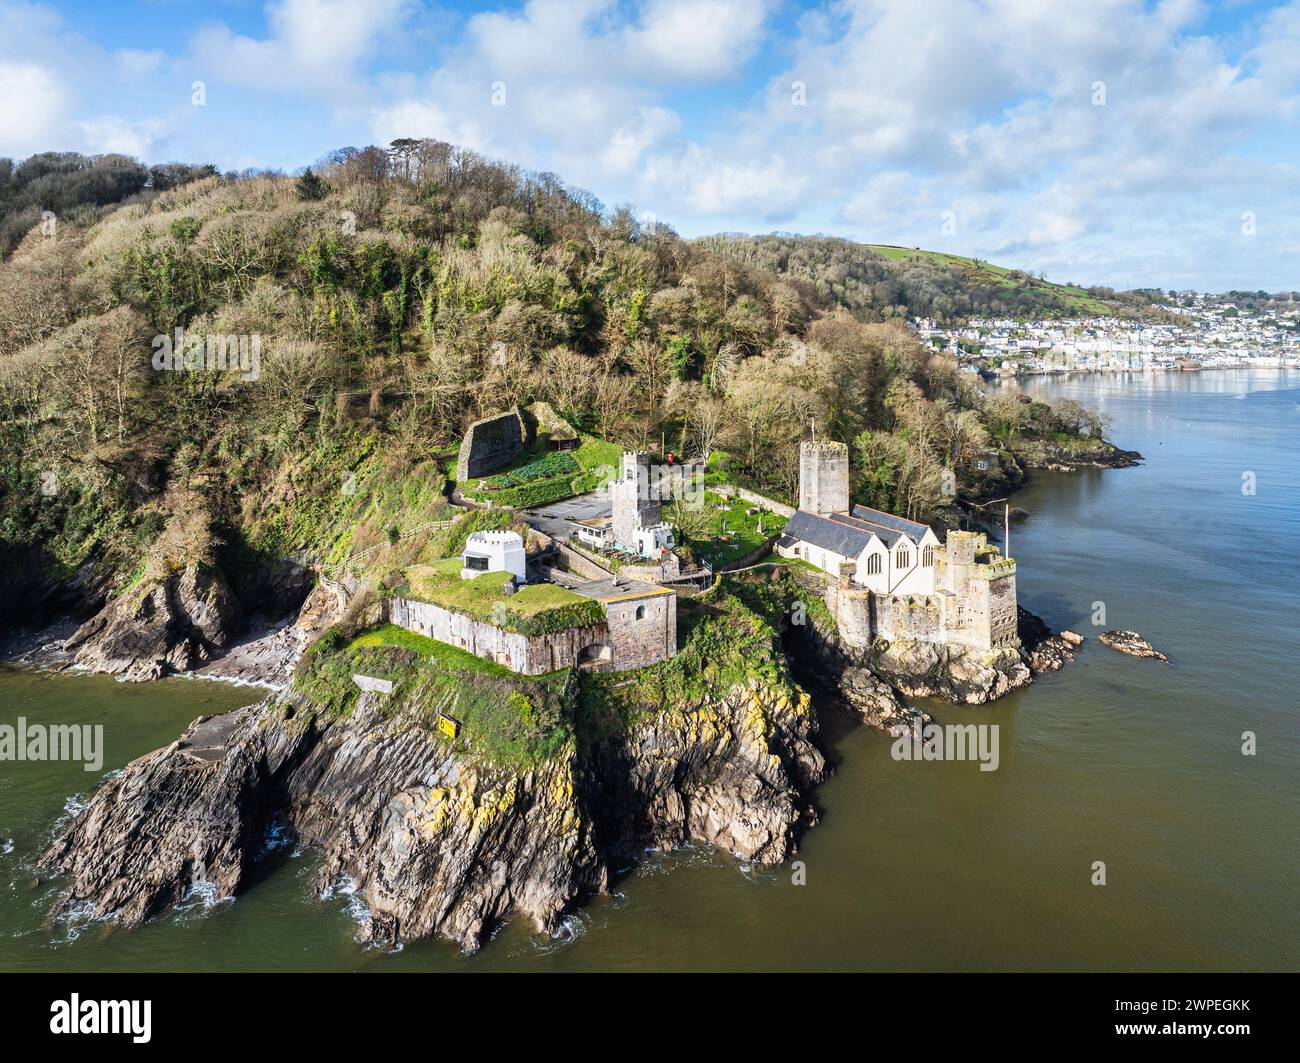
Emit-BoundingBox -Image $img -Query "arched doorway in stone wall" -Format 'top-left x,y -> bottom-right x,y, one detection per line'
577,643 -> 613,670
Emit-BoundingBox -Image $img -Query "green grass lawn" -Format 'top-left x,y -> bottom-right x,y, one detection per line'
685,491 -> 787,568
328,625 -> 574,767
400,562 -> 604,633
349,624 -> 553,680
460,433 -> 622,507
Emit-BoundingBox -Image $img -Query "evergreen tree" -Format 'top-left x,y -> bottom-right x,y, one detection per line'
295,167 -> 327,201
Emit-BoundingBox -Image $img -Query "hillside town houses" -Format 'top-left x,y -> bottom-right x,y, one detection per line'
915,295 -> 1300,375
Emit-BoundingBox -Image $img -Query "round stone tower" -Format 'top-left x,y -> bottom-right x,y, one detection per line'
799,441 -> 850,515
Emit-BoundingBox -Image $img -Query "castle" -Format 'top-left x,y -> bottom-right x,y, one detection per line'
776,441 -> 1019,652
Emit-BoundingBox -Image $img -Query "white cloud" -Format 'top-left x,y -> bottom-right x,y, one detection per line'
369,99 -> 490,154
623,0 -> 770,79
704,0 -> 1300,286
602,106 -> 680,173
0,61 -> 67,156
114,48 -> 166,80
4,0 -> 1300,288
191,0 -> 411,94
76,115 -> 166,158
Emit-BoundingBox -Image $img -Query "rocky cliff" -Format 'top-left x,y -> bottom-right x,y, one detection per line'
61,563 -> 244,682
1012,438 -> 1143,471
40,607 -> 824,952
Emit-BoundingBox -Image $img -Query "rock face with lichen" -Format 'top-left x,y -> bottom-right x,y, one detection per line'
40,598 -> 825,952
586,680 -> 824,863
869,639 -> 1032,704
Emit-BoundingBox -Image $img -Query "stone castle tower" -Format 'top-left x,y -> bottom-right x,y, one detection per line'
611,451 -> 662,550
935,530 -> 1019,650
799,441 -> 850,515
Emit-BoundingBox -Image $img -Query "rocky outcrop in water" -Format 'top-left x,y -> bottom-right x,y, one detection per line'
1014,439 -> 1144,471
62,564 -> 243,682
40,665 -> 824,952
1098,629 -> 1168,661
871,639 -> 1033,704
834,667 -> 931,735
1026,630 -> 1084,673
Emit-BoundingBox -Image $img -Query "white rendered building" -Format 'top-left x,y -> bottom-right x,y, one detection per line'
776,441 -> 941,594
461,530 -> 527,583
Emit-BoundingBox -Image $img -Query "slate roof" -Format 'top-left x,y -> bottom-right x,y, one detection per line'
850,504 -> 931,541
784,505 -> 933,558
784,510 -> 878,558
827,511 -> 904,547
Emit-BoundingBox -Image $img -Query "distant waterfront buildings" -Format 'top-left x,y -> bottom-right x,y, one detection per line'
914,297 -> 1300,376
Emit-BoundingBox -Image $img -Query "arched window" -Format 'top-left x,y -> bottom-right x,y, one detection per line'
634,605 -> 646,620
866,553 -> 882,575
897,548 -> 911,568
922,545 -> 935,567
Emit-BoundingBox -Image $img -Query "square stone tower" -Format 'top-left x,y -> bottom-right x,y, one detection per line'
799,441 -> 850,515
936,530 -> 1019,650
611,451 -> 662,551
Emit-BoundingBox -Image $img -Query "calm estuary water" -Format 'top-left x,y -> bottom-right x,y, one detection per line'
2,369 -> 1298,971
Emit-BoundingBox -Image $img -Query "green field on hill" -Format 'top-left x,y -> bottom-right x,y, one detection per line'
862,245 -> 1111,315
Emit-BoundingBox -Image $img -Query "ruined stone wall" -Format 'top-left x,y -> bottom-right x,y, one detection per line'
389,597 -> 609,675
714,484 -> 796,519
875,594 -> 945,643
455,408 -> 525,482
603,593 -> 677,671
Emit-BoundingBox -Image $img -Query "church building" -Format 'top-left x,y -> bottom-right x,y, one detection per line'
776,440 -> 1019,652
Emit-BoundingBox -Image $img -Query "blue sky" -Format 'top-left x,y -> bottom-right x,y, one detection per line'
3,0 -> 1299,291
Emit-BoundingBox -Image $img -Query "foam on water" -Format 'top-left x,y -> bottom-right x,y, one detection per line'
321,876 -> 391,948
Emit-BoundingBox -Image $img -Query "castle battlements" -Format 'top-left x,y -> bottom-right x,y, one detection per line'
778,441 -> 1020,653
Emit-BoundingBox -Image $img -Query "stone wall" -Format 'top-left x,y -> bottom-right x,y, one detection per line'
798,441 -> 849,515
619,554 -> 681,583
611,452 -> 661,550
455,408 -> 525,483
389,597 -> 609,675
714,484 -> 796,519
603,592 -> 677,671
821,558 -> 1018,653
554,541 -> 615,580
961,569 -> 1018,650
